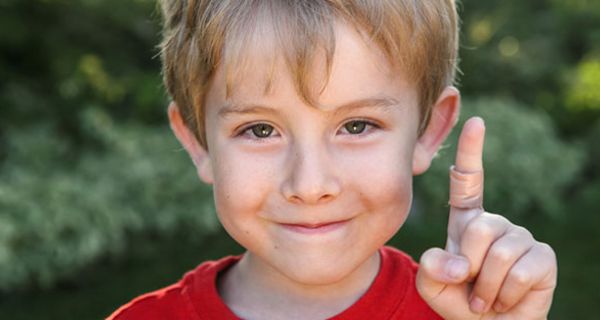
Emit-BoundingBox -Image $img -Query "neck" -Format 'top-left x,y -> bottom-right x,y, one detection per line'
218,250 -> 381,320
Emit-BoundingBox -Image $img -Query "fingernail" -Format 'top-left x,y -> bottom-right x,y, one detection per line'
470,296 -> 486,314
472,116 -> 485,126
445,258 -> 469,280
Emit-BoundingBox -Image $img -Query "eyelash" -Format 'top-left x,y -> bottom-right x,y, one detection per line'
236,122 -> 280,141
236,119 -> 381,140
338,119 -> 380,136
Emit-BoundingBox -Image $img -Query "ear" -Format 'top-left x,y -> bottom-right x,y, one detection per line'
412,86 -> 460,175
168,102 -> 214,184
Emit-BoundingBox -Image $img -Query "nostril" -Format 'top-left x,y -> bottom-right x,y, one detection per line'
319,194 -> 334,203
280,151 -> 342,204
288,195 -> 302,204
283,189 -> 336,205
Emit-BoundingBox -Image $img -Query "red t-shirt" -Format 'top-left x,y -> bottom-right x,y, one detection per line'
108,246 -> 441,319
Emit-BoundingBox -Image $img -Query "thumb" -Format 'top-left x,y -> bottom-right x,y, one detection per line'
416,248 -> 470,301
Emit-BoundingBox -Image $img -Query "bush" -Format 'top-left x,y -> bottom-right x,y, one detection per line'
0,109 -> 217,291
584,118 -> 600,177
414,97 -> 584,221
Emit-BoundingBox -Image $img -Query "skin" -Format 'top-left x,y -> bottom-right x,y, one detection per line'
169,21 -> 557,320
416,118 -> 557,319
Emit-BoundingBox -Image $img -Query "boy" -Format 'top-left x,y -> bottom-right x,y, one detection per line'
109,0 -> 557,319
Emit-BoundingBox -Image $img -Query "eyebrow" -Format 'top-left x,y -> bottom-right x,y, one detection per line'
218,96 -> 401,118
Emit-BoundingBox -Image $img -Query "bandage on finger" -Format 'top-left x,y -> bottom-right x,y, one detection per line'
449,165 -> 484,209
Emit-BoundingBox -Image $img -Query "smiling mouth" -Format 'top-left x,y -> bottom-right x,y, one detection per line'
280,219 -> 351,234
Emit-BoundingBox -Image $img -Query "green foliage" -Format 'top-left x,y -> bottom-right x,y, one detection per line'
0,0 -> 165,132
0,0 -> 598,318
459,0 -> 600,134
0,109 -> 217,291
566,59 -> 600,111
414,98 -> 585,220
583,118 -> 600,178
1,0 -> 599,135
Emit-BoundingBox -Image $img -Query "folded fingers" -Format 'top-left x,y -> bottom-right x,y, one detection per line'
459,213 -> 511,279
468,226 -> 535,314
493,242 -> 557,314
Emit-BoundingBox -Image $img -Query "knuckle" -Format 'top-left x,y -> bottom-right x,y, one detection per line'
420,248 -> 442,269
538,242 -> 556,259
537,242 -> 558,276
489,245 -> 514,264
509,268 -> 532,287
503,227 -> 535,248
503,231 -> 524,243
467,217 -> 496,240
418,251 -> 431,266
513,225 -> 533,239
484,212 -> 509,224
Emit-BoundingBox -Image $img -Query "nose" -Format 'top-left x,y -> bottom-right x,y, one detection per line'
281,142 -> 342,205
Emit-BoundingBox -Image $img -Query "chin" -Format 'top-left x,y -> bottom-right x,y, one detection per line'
294,265 -> 352,286
276,249 -> 376,286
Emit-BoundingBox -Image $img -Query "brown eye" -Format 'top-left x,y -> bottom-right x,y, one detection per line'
344,121 -> 367,134
250,123 -> 274,138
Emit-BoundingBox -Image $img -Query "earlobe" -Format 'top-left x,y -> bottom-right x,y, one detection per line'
168,102 -> 214,184
412,143 -> 431,176
412,86 -> 461,175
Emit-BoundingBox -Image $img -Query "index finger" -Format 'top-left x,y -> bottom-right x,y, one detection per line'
449,117 -> 485,209
455,117 -> 485,173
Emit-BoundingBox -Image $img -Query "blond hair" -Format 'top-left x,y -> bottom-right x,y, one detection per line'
159,0 -> 459,148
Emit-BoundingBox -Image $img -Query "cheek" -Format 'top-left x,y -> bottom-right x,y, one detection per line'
341,140 -> 415,223
345,136 -> 414,183
210,147 -> 278,227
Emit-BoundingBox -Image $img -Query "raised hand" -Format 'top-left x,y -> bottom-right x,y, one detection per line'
416,117 -> 557,319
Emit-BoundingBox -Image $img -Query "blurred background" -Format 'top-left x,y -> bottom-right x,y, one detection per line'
0,0 -> 599,318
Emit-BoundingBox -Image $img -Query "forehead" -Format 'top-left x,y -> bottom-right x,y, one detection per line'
208,21 -> 417,111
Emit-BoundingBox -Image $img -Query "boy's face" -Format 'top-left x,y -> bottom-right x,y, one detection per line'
175,22 -> 455,285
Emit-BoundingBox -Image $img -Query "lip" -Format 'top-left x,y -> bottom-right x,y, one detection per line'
280,219 -> 351,235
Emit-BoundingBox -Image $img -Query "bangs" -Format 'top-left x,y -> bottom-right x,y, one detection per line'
218,0 -> 337,107
203,0 -> 435,113
160,0 -> 458,147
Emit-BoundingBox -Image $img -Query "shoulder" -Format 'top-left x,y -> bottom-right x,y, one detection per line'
107,256 -> 241,320
107,280 -> 191,320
